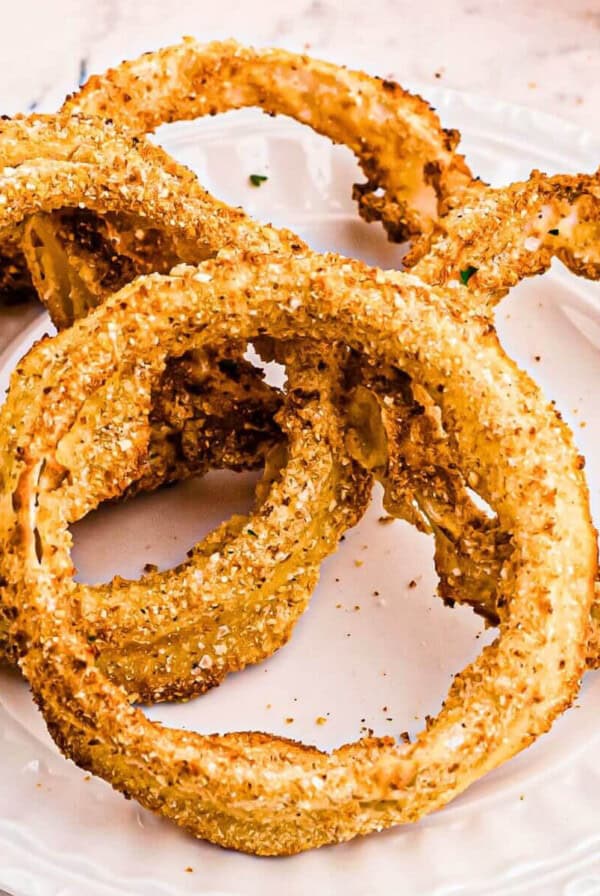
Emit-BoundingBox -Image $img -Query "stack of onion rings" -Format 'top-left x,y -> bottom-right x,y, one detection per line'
0,40 -> 597,856
24,40 -> 600,663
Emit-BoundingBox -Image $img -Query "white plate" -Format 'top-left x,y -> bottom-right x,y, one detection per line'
1,88 -> 600,896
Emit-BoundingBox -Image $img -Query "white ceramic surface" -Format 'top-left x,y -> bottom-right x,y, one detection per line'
0,91 -> 599,896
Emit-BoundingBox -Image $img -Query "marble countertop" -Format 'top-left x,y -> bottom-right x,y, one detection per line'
1,0 -> 599,349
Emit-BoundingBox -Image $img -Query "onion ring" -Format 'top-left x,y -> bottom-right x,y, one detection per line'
0,116 -> 371,702
0,123 -> 595,854
405,171 -> 600,302
64,37 -> 473,240
60,340 -> 369,705
0,321 -> 369,705
15,37 -> 475,327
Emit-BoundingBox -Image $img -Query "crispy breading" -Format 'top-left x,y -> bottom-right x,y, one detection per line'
406,171 -> 600,301
0,131 -> 594,852
65,38 -> 473,240
30,45 -> 600,661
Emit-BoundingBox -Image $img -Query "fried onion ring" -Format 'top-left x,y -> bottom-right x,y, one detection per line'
406,170 -> 600,302
54,341 -> 369,705
65,37 -> 473,240
14,37 -> 474,327
401,170 -> 600,662
0,116 -> 371,701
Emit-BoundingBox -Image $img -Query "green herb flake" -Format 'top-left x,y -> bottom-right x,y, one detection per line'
249,174 -> 268,187
246,529 -> 258,537
547,228 -> 559,236
459,265 -> 478,285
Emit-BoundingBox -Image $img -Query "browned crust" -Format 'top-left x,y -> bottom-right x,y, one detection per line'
65,38 -> 473,240
0,128 -> 594,853
406,170 -> 600,301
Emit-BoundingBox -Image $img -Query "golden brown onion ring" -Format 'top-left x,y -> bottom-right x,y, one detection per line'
405,170 -> 600,303
60,341 -> 369,705
15,38 -> 474,327
0,320 -> 369,704
65,37 -> 473,240
0,116 -> 371,702
2,255 -> 594,854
